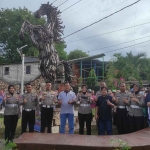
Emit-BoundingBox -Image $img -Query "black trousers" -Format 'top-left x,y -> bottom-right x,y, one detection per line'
128,115 -> 144,133
21,110 -> 35,134
113,112 -> 117,126
40,107 -> 53,133
144,117 -> 149,128
116,108 -> 129,134
78,113 -> 92,135
4,115 -> 18,141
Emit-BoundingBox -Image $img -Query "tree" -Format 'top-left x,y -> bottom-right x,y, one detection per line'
106,51 -> 148,88
55,42 -> 68,60
0,7 -> 46,63
68,49 -> 88,60
86,69 -> 97,89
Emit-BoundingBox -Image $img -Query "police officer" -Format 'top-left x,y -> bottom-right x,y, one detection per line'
39,82 -> 57,133
20,83 -> 39,134
124,83 -> 144,133
95,81 -> 107,100
77,84 -> 92,135
114,82 -> 130,134
2,85 -> 20,144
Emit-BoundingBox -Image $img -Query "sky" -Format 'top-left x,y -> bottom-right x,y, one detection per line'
1,0 -> 150,61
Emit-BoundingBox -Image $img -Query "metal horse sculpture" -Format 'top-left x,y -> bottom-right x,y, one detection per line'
19,2 -> 73,83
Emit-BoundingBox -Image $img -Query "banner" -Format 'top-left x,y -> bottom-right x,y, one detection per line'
34,111 -> 41,132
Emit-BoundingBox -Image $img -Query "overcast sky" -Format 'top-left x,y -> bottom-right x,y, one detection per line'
1,0 -> 150,61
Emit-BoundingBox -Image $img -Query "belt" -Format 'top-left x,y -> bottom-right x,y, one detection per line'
42,105 -> 53,108
5,104 -> 18,107
23,108 -> 35,112
80,104 -> 90,107
117,106 -> 126,109
130,105 -> 142,109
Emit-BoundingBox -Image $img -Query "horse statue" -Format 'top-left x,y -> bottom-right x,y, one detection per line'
19,2 -> 74,83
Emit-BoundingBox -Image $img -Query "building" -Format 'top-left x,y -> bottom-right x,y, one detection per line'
0,57 -> 40,84
0,54 -> 106,92
73,59 -> 106,84
0,57 -> 43,92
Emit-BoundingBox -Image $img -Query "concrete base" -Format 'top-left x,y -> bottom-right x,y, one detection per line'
14,128 -> 150,150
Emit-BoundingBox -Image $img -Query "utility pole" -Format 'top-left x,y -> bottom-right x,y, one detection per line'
102,56 -> 104,80
17,45 -> 27,95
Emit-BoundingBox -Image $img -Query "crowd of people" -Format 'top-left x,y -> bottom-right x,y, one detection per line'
0,81 -> 150,145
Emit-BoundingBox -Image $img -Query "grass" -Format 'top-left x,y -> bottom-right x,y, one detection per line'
0,115 -> 21,139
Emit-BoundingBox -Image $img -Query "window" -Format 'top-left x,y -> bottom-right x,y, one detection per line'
26,66 -> 31,74
4,67 -> 9,75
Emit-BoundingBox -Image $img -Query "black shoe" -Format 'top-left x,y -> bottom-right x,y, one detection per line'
10,140 -> 13,143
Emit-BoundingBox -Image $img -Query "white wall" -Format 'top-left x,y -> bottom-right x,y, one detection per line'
0,62 -> 40,84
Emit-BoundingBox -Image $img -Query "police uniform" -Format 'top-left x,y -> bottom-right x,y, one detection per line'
77,92 -> 92,135
2,93 -> 20,141
96,90 -> 101,100
128,93 -> 144,133
20,92 -> 39,134
115,91 -> 130,134
39,90 -> 56,133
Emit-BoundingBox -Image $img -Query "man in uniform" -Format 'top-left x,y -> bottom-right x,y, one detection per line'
114,82 -> 130,134
39,82 -> 57,133
96,81 -> 107,100
20,83 -> 39,134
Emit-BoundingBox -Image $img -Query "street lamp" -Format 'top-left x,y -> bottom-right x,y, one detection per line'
17,45 -> 27,95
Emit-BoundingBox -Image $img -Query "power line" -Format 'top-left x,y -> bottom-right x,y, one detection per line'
63,0 -> 141,39
65,0 -> 128,30
61,0 -> 82,13
57,0 -> 68,7
65,21 -> 150,43
51,0 -> 58,5
62,0 -> 94,20
85,35 -> 150,53
83,0 -> 127,22
105,39 -> 150,54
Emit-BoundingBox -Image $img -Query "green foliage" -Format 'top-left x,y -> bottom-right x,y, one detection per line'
68,49 -> 88,60
110,139 -> 131,150
2,140 -> 17,150
86,69 -> 97,89
106,51 -> 148,88
55,42 -> 68,60
0,7 -> 45,63
0,56 -> 6,64
79,76 -> 83,84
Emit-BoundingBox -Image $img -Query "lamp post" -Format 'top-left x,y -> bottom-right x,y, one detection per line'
17,45 -> 27,95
